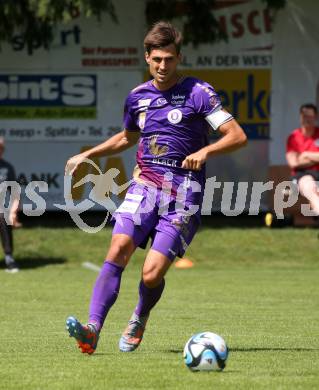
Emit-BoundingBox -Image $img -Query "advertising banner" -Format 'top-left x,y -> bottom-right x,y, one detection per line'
0,71 -> 142,142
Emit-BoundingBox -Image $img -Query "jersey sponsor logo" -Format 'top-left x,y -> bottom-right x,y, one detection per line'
167,108 -> 182,124
138,98 -> 151,107
149,135 -> 169,156
171,93 -> 185,105
151,158 -> 178,167
156,97 -> 168,106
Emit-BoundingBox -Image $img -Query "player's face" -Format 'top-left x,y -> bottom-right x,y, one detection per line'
145,44 -> 181,90
300,108 -> 317,128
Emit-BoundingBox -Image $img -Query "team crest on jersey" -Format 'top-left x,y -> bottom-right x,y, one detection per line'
138,112 -> 146,129
315,139 -> 319,147
167,109 -> 182,124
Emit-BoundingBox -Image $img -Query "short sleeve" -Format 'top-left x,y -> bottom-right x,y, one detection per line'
193,81 -> 222,117
123,94 -> 139,132
286,133 -> 298,153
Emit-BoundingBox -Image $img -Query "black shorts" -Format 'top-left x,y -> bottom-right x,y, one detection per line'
291,170 -> 319,183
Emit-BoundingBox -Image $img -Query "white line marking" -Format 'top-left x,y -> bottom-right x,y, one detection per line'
82,262 -> 101,272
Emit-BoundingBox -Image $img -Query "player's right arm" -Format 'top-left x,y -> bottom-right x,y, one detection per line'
65,129 -> 139,175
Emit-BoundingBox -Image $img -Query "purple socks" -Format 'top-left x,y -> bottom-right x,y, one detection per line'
89,260 -> 124,331
135,279 -> 165,317
88,260 -> 166,331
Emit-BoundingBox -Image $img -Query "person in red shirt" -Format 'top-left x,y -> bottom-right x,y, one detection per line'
286,103 -> 319,214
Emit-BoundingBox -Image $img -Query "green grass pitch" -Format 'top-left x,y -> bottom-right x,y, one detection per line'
0,226 -> 318,389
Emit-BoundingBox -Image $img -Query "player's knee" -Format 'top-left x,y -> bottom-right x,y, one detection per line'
107,235 -> 134,265
142,268 -> 162,288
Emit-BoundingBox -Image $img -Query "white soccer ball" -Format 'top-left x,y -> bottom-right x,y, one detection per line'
183,332 -> 229,372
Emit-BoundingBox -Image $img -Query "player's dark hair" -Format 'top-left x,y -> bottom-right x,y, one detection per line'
144,21 -> 183,54
300,103 -> 317,114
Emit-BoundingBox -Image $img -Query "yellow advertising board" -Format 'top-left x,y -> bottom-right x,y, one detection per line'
180,69 -> 270,140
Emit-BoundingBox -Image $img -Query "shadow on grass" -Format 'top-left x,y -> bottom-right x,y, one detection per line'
168,347 -> 319,354
231,347 -> 319,352
0,257 -> 66,270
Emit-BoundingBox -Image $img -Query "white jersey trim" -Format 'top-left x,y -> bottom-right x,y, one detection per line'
205,108 -> 233,130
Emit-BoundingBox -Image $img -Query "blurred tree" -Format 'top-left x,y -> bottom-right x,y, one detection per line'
0,0 -> 285,49
0,0 -> 117,49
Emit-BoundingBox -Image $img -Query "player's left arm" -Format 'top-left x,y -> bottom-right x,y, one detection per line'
182,114 -> 247,171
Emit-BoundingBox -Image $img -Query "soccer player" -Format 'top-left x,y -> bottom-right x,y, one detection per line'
65,21 -> 247,354
0,137 -> 20,273
286,103 -> 319,214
